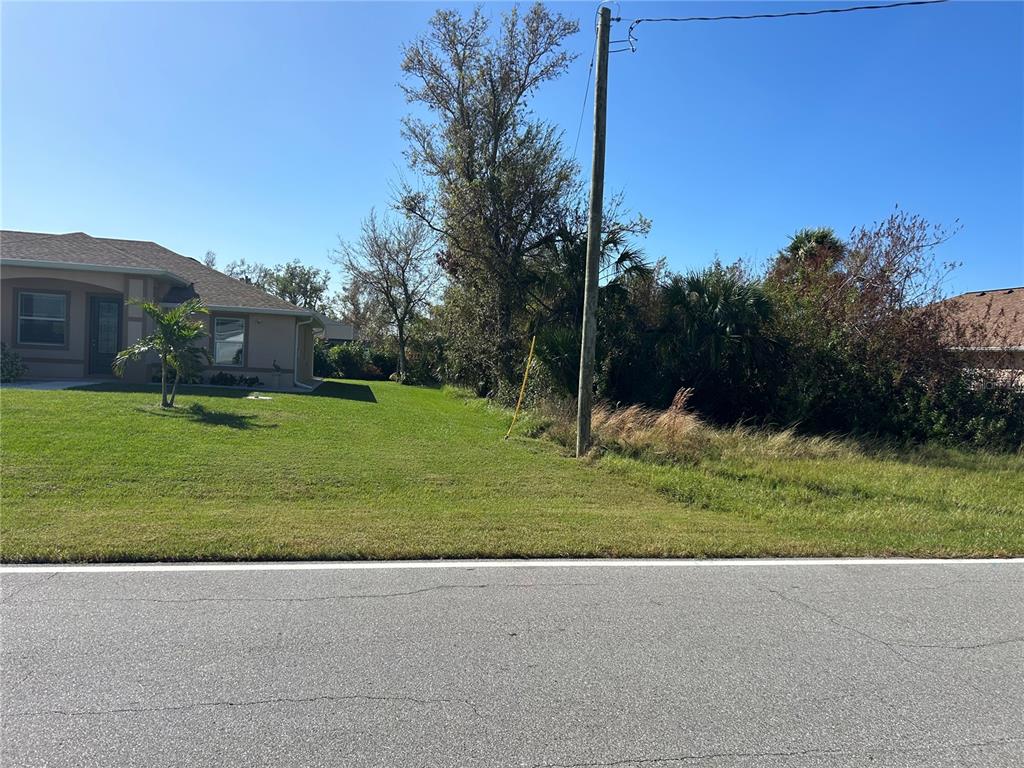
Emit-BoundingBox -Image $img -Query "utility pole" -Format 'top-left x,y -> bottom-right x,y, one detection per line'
576,6 -> 611,458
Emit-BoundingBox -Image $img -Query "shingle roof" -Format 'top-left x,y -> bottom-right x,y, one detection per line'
1,230 -> 313,316
943,287 -> 1024,349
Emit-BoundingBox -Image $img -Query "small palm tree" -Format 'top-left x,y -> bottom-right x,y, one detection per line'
113,299 -> 210,408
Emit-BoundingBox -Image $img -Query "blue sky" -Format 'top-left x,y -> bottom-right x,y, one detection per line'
2,1 -> 1021,294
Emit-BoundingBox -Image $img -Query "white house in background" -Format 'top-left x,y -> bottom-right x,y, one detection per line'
320,317 -> 356,344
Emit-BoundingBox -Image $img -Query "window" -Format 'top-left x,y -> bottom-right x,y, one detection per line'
213,317 -> 245,366
18,291 -> 67,346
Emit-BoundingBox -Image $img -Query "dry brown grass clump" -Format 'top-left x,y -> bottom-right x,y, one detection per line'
588,389 -> 857,464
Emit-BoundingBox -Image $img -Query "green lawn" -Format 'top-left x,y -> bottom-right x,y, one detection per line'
1,380 -> 1021,562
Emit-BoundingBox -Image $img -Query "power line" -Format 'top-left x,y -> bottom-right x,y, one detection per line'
572,26 -> 597,159
623,0 -> 949,53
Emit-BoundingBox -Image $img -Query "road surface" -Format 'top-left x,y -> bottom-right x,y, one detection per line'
2,559 -> 1022,767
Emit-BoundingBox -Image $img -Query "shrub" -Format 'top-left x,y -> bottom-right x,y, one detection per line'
152,370 -> 202,385
323,342 -> 397,380
763,211 -> 1024,449
208,372 -> 263,387
1,343 -> 27,383
313,337 -> 334,377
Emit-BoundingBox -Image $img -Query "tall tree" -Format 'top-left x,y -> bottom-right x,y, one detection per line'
270,260 -> 331,312
224,259 -> 331,312
399,3 -> 579,396
224,259 -> 275,292
334,210 -> 442,380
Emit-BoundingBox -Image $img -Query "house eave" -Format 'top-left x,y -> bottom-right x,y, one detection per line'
161,301 -> 321,323
0,258 -> 189,286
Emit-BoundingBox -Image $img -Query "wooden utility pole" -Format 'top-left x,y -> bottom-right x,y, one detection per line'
576,6 -> 611,458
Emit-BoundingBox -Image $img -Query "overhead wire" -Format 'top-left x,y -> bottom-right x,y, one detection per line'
571,19 -> 598,158
622,0 -> 949,53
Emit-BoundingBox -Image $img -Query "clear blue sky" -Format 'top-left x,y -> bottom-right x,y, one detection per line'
2,1 -> 1021,294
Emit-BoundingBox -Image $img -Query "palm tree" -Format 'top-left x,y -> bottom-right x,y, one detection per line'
527,225 -> 652,395
113,299 -> 210,408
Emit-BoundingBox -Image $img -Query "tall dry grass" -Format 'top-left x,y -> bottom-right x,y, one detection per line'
570,389 -> 858,464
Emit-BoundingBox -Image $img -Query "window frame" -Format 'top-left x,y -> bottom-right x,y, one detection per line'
15,289 -> 69,349
211,315 -> 247,368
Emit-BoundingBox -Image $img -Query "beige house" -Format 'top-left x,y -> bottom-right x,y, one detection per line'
943,286 -> 1024,386
1,230 -> 321,388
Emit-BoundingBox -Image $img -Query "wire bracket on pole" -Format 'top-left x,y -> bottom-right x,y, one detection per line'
504,335 -> 537,440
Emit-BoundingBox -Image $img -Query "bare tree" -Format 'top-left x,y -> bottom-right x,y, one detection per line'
333,210 -> 443,380
203,250 -> 217,269
331,276 -> 391,345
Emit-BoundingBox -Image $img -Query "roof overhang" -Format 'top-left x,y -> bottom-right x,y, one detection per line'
0,258 -> 189,286
162,303 -> 322,324
204,304 -> 321,321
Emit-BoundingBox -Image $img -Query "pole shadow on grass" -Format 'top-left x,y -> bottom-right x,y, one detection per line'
134,403 -> 275,430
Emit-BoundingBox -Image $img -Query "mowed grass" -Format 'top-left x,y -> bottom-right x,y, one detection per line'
1,380 -> 1021,562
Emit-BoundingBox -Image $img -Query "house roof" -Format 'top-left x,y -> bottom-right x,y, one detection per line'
943,286 -> 1024,349
0,230 -> 315,317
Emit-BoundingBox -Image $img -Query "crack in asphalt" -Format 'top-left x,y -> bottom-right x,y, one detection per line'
3,581 -> 598,606
0,573 -> 57,604
764,588 -> 1022,655
765,588 -> 911,661
11,692 -> 482,720
529,737 -> 1024,767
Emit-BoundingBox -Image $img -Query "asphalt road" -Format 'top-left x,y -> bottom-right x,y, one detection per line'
1,560 -> 1022,767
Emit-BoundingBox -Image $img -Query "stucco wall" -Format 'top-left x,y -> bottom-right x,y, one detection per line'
199,311 -> 298,386
3,265 -> 306,386
1,266 -> 152,381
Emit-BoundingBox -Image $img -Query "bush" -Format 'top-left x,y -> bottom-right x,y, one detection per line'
1,343 -> 27,383
762,212 -> 1024,449
208,372 -> 263,387
322,342 -> 397,380
152,370 -> 203,385
313,337 -> 334,378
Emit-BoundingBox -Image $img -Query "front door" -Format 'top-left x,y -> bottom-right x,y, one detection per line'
89,296 -> 122,375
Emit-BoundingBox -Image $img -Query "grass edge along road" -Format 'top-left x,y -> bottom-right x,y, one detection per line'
1,380 -> 1021,562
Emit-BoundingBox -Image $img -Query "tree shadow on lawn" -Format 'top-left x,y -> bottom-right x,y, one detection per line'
311,381 -> 377,403
134,403 -> 276,431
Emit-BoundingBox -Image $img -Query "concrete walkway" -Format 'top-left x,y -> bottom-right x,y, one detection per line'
1,379 -> 103,390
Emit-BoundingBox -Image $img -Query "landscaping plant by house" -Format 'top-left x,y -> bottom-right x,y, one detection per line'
113,298 -> 210,408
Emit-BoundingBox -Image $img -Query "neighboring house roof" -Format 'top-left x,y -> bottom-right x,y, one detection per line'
1,230 -> 315,317
942,286 -> 1024,350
